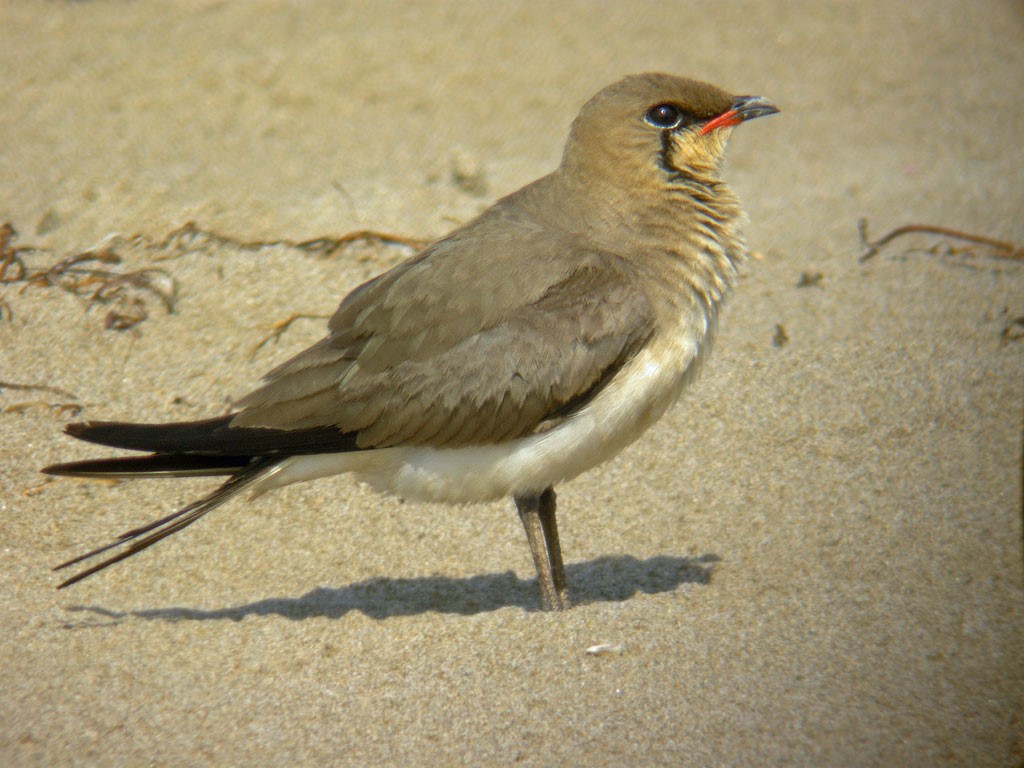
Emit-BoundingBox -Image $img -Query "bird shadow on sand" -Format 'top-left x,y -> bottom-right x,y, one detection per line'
60,553 -> 719,626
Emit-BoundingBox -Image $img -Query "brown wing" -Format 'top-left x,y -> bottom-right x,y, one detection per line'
232,216 -> 655,449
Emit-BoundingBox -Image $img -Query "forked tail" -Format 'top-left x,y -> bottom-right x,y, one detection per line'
51,457 -> 277,588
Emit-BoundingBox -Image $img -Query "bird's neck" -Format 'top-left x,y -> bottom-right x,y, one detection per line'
654,166 -> 748,305
531,167 -> 747,304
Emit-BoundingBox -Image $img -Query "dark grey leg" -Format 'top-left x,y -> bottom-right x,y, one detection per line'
514,486 -> 571,611
536,487 -> 570,608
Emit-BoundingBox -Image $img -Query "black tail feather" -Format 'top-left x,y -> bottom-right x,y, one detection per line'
63,416 -> 357,456
53,458 -> 277,589
42,453 -> 250,479
46,413 -> 360,587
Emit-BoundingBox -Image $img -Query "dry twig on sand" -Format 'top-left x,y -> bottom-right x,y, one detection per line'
857,219 -> 1023,263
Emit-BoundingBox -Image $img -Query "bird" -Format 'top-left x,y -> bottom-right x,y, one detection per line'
43,73 -> 778,611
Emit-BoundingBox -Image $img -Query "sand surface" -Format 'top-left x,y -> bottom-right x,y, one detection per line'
2,2 -> 1022,766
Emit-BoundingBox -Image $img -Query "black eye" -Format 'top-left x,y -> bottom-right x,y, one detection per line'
644,103 -> 683,129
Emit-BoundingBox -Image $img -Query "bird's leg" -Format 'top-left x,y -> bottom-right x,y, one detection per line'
514,487 -> 571,611
536,487 -> 571,609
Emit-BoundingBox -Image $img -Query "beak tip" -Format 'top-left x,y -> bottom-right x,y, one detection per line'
734,95 -> 780,121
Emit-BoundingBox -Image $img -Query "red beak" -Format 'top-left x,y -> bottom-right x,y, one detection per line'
700,95 -> 779,135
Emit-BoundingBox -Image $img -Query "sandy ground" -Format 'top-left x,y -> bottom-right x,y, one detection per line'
2,1 -> 1022,766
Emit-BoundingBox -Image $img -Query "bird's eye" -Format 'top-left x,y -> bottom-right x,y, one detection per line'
644,103 -> 683,129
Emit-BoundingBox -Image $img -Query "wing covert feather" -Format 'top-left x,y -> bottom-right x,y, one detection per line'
234,216 -> 656,448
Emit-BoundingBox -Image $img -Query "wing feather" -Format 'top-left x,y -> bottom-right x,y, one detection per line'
234,226 -> 656,449
229,188 -> 659,447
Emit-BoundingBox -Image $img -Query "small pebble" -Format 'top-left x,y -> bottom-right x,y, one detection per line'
586,643 -> 624,656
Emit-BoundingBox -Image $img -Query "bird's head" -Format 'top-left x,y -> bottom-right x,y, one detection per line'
561,73 -> 778,189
